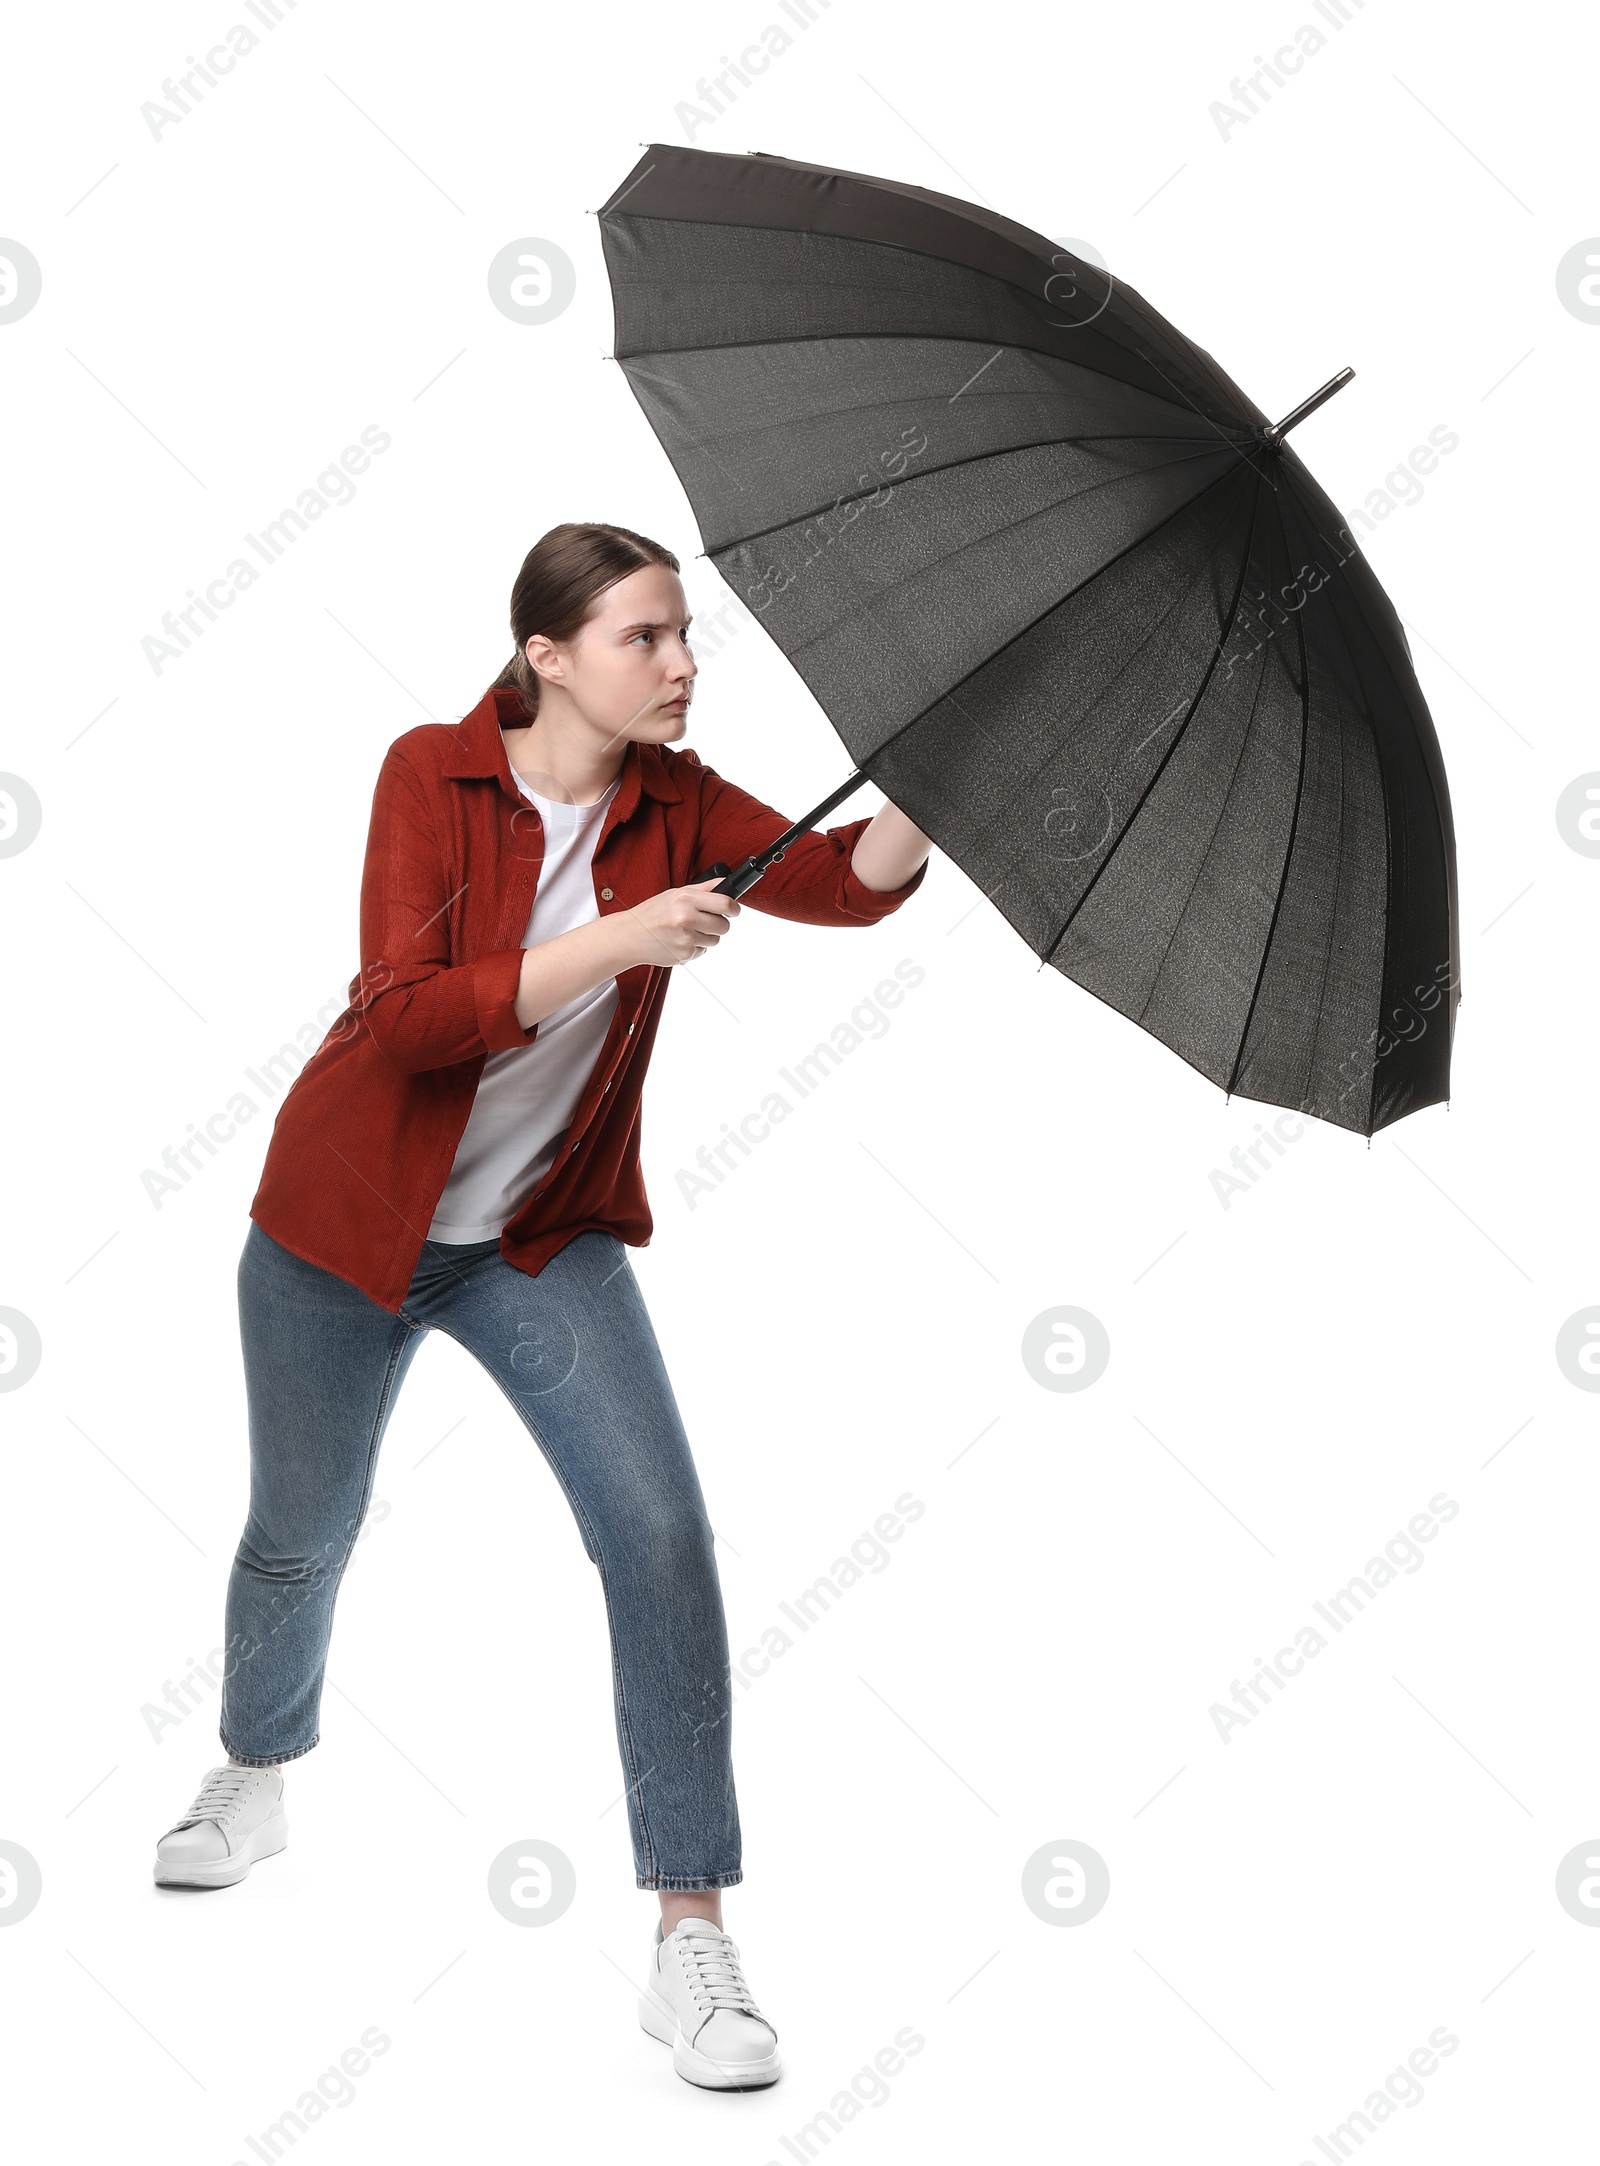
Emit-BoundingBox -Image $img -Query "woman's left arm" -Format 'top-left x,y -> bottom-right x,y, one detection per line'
686,750 -> 932,928
850,801 -> 933,893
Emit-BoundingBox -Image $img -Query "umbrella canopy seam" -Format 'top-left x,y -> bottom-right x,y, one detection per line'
606,303 -> 1266,438
700,435 -> 1248,556
1224,513 -> 1317,1111
1043,469 -> 1266,960
846,459 -> 1255,777
696,431 -> 1244,559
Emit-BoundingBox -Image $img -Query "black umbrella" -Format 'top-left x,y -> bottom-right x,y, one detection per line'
597,144 -> 1459,1136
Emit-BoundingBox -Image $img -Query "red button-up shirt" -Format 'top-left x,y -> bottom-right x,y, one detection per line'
248,688 -> 927,1312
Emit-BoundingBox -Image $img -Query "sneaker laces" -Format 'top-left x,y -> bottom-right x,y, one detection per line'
173,1767 -> 255,1830
673,1924 -> 765,2021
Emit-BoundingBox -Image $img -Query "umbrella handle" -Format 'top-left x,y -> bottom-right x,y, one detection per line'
691,855 -> 775,898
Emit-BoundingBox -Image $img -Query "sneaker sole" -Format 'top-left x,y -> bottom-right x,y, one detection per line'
153,1809 -> 288,1889
638,1985 -> 781,2090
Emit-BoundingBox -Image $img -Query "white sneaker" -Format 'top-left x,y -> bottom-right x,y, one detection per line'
153,1765 -> 288,1888
639,1915 -> 781,2089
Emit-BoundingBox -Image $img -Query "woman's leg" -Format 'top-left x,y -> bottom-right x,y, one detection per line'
220,1222 -> 428,1765
405,1230 -> 741,1897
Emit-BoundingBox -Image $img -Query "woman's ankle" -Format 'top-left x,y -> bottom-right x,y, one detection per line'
659,1889 -> 723,1934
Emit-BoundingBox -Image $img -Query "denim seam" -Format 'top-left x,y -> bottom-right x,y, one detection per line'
466,1354 -> 661,1885
234,1313 -> 420,1766
635,1868 -> 745,1891
343,1317 -> 422,1568
217,1732 -> 320,1769
590,1550 -> 661,1884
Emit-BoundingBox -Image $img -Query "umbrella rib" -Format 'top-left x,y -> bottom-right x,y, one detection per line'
1279,484 -> 1405,1132
614,322 -> 1257,440
1009,538 -> 1239,821
1041,470 -> 1267,963
620,355 -> 1218,521
1135,591 -> 1279,1033
853,458 -> 1252,776
781,450 -> 1245,772
1224,493 -> 1314,1107
606,185 -> 1231,419
608,178 -> 1271,440
701,432 -> 1237,558
1279,488 -> 1364,1125
621,352 -> 1245,460
1299,677 -> 1356,1124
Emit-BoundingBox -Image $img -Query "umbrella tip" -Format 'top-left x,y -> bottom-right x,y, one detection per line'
1263,366 -> 1356,448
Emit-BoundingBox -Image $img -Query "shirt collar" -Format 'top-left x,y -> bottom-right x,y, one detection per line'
442,688 -> 683,810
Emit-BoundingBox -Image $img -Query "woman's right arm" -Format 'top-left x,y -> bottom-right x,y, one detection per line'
511,879 -> 741,1028
355,750 -> 743,1067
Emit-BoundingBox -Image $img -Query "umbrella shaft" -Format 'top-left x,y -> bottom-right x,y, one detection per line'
693,766 -> 872,897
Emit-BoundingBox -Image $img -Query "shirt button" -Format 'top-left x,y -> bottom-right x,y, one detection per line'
600,887 -> 613,901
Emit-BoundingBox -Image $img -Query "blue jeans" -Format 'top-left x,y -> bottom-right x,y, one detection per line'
220,1221 -> 741,1890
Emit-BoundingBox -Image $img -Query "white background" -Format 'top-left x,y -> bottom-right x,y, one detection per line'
2,0 -> 1597,2158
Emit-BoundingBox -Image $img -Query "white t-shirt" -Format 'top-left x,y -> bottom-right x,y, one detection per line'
426,769 -> 621,1243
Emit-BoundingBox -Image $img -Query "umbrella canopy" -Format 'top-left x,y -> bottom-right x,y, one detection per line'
598,145 -> 1459,1136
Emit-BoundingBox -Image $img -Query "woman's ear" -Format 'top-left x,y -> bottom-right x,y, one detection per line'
524,632 -> 564,686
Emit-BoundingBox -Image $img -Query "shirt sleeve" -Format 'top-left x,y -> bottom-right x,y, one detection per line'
688,755 -> 929,927
356,748 -> 536,1073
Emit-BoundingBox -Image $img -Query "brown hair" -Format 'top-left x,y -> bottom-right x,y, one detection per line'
485,521 -> 681,722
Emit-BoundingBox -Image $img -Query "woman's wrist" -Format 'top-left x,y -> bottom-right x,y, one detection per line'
514,914 -> 640,1030
851,801 -> 932,892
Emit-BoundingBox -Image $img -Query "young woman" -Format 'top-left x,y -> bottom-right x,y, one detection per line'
151,521 -> 930,2091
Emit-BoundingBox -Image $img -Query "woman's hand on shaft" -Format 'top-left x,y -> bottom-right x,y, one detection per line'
619,877 -> 741,968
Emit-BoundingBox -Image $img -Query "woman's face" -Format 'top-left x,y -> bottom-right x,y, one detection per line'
526,562 -> 697,745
